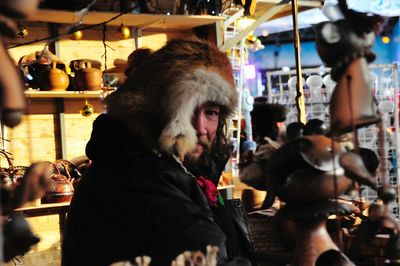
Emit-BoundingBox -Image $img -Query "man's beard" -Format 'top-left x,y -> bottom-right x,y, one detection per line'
184,136 -> 214,179
183,137 -> 231,185
184,146 -> 213,179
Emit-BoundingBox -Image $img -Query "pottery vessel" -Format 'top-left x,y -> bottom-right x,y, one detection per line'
44,163 -> 74,203
74,61 -> 103,91
40,62 -> 69,91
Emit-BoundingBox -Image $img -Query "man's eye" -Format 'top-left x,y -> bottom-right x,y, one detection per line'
205,109 -> 220,119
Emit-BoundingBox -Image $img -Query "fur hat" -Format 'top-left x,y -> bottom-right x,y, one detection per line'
104,38 -> 238,158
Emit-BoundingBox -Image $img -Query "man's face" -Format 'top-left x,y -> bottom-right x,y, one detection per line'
188,102 -> 220,160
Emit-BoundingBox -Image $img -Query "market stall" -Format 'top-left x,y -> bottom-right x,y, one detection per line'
0,0 -> 399,265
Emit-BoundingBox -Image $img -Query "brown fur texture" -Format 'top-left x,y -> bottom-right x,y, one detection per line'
104,38 -> 237,158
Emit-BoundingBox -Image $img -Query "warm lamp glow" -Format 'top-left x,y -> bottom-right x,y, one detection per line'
382,35 -> 390,44
70,30 -> 83,40
237,17 -> 255,30
16,23 -> 28,38
118,24 -> 131,39
244,64 -> 256,80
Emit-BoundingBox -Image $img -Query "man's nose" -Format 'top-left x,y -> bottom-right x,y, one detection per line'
195,113 -> 207,136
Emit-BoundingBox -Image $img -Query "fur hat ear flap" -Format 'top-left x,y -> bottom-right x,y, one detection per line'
158,68 -> 237,158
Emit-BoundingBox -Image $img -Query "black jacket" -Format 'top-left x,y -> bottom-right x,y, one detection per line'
62,114 -> 253,266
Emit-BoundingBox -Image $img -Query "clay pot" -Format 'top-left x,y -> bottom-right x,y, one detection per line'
43,163 -> 74,203
40,62 -> 69,91
74,61 -> 103,91
267,135 -> 354,204
278,168 -> 352,204
0,151 -> 27,190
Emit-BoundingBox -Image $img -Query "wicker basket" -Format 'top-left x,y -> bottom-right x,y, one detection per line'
247,209 -> 293,266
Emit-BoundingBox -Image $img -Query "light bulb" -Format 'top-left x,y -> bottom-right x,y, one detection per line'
80,100 -> 94,117
118,24 -> 130,39
70,30 -> 83,40
382,35 -> 390,44
16,23 -> 28,38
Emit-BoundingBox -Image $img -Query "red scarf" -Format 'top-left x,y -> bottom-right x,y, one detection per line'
196,176 -> 219,207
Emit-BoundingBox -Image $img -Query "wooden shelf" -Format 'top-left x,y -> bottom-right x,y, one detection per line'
217,184 -> 234,191
27,9 -> 225,30
15,202 -> 70,237
254,0 -> 321,19
24,90 -> 113,99
15,202 -> 70,212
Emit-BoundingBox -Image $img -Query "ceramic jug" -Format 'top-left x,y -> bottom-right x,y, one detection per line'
74,61 -> 102,91
43,163 -> 74,203
40,62 -> 69,91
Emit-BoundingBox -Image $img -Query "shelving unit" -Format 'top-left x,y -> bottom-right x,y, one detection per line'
24,89 -> 113,99
26,9 -> 225,30
266,64 -> 400,219
224,7 -> 245,179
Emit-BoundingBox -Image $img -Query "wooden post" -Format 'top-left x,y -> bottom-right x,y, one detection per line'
291,0 -> 306,124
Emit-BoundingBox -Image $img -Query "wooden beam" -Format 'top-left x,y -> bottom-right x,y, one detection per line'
215,20 -> 224,47
219,3 -> 289,51
28,9 -> 225,30
56,99 -> 67,159
291,0 -> 306,124
137,19 -> 164,30
257,0 -> 322,7
223,8 -> 244,28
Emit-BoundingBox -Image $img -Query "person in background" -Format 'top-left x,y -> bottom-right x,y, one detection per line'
239,86 -> 256,154
250,100 -> 287,145
239,101 -> 287,210
285,121 -> 305,141
303,118 -> 327,136
62,38 -> 253,266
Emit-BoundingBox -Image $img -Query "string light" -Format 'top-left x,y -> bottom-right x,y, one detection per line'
102,24 -> 110,88
237,16 -> 255,30
118,24 -> 131,39
16,22 -> 28,38
7,0 -> 150,49
69,30 -> 83,40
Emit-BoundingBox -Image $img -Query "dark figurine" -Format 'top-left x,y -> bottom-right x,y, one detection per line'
316,0 -> 382,134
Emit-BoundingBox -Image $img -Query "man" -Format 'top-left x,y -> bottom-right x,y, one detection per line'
250,100 -> 286,144
239,101 -> 286,206
62,38 -> 252,266
303,119 -> 327,136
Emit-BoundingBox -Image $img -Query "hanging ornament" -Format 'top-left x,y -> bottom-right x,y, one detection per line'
70,30 -> 83,41
16,23 -> 28,38
245,34 -> 264,52
80,99 -> 94,117
117,24 -> 130,39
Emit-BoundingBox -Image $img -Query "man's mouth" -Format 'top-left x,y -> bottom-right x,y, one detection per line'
197,136 -> 210,148
195,143 -> 204,150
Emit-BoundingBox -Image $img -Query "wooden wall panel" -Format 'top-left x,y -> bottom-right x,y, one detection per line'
2,99 -> 105,165
25,99 -> 58,114
4,114 -> 58,166
63,114 -> 99,160
140,31 -> 188,50
57,27 -> 134,70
